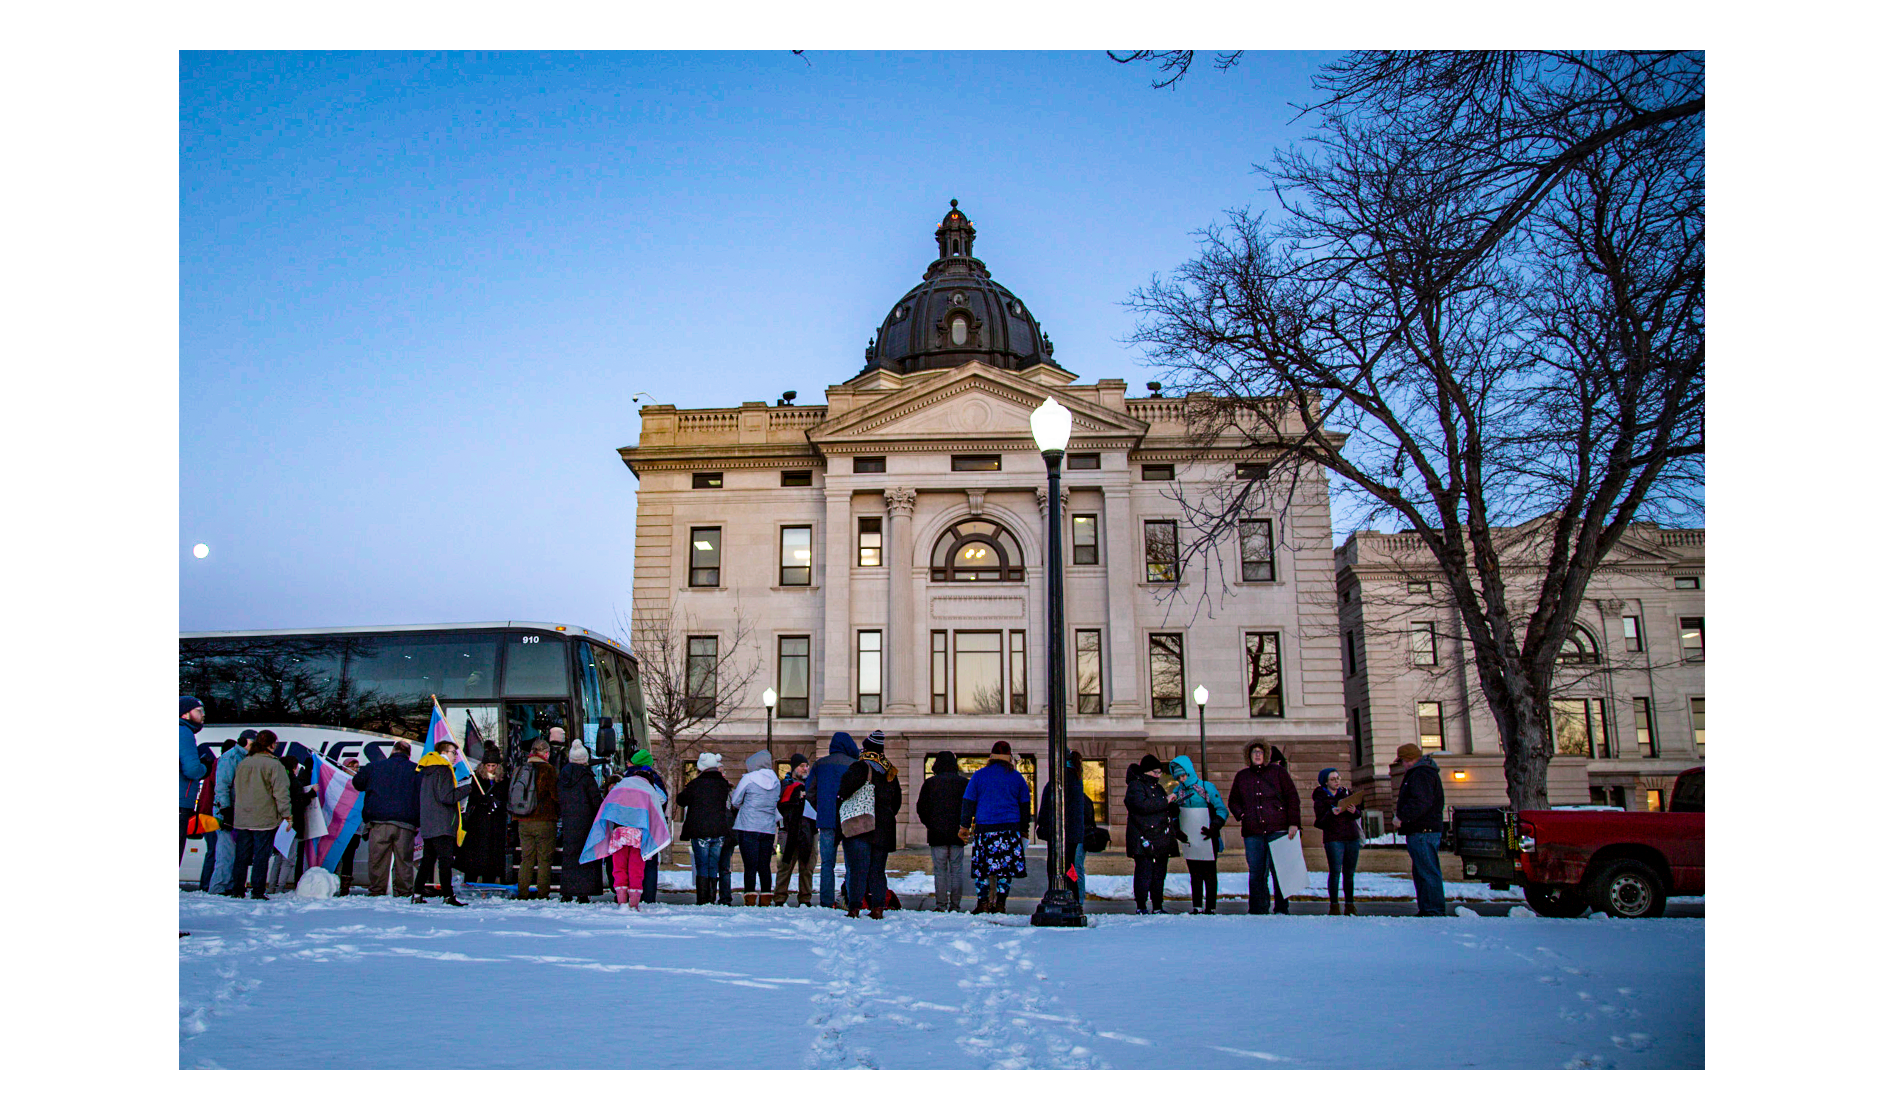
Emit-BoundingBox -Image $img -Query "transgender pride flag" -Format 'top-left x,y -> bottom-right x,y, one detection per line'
307,755 -> 365,873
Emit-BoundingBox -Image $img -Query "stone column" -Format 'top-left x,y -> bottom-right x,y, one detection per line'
1103,485 -> 1144,714
885,486 -> 919,714
819,485 -> 854,720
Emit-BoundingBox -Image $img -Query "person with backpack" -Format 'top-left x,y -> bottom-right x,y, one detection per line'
1034,751 -> 1096,906
728,749 -> 782,906
557,743 -> 605,902
180,696 -> 209,862
916,750 -> 970,912
960,741 -> 1031,914
805,731 -> 860,908
414,739 -> 471,906
352,740 -> 423,898
1314,766 -> 1363,916
225,730 -> 292,900
1169,754 -> 1228,915
675,752 -> 733,905
1227,740 -> 1302,916
510,740 -> 561,900
1124,755 -> 1179,914
774,754 -> 815,906
834,730 -> 900,919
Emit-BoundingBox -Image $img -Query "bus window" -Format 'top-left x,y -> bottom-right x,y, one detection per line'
615,650 -> 648,754
503,632 -> 569,696
576,643 -> 605,748
505,701 -> 571,763
346,632 -> 501,736
181,635 -> 349,728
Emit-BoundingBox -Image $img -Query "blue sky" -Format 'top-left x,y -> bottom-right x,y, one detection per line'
180,50 -> 1343,634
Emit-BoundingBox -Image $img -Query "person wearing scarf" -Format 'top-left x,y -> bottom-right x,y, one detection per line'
1314,767 -> 1363,915
414,741 -> 470,906
835,730 -> 901,918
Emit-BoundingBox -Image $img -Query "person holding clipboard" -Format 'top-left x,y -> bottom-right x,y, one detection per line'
1314,768 -> 1363,915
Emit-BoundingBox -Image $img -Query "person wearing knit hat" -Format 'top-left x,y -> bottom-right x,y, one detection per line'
1313,767 -> 1363,915
774,752 -> 816,905
836,732 -> 903,918
1227,740 -> 1302,915
619,747 -> 669,904
674,750 -> 734,905
555,743 -> 604,902
1138,752 -> 1163,774
696,752 -> 723,772
1123,751 -> 1179,913
1394,743 -> 1447,916
1396,742 -> 1423,765
179,697 -> 209,861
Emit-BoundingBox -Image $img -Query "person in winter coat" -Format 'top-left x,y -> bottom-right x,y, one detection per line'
729,748 -> 782,905
1393,743 -> 1447,916
353,740 -> 424,897
512,740 -> 561,900
266,754 -> 317,894
1034,752 -> 1096,905
806,731 -> 860,908
916,750 -> 970,911
180,696 -> 209,860
204,731 -> 255,897
675,752 -> 734,905
226,730 -> 291,900
960,740 -> 1031,914
1124,755 -> 1180,914
1227,740 -> 1302,915
414,741 -> 471,906
774,754 -> 815,906
1314,767 -> 1363,915
1169,755 -> 1228,915
622,748 -> 668,902
554,744 -> 604,901
459,753 -> 509,885
581,771 -> 672,910
835,730 -> 901,918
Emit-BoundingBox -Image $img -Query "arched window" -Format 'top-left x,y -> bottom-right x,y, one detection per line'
949,315 -> 969,345
1558,624 -> 1602,665
929,519 -> 1025,582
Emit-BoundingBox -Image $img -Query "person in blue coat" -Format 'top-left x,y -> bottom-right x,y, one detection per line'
960,741 -> 1032,913
179,697 -> 208,862
805,731 -> 860,908
1169,755 -> 1228,914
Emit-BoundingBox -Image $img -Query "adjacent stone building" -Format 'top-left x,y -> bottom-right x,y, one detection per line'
619,204 -> 1351,845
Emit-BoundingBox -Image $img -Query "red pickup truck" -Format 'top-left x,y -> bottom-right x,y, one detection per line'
1451,767 -> 1703,918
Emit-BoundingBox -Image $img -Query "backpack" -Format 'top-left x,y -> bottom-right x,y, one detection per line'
507,762 -> 540,816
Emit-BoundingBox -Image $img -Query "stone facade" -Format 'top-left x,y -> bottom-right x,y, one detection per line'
1335,523 -> 1706,829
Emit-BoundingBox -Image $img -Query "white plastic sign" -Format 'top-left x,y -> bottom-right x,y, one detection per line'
1268,833 -> 1311,897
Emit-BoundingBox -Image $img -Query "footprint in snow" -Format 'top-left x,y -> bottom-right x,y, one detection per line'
1564,1052 -> 1615,1069
1612,1032 -> 1654,1052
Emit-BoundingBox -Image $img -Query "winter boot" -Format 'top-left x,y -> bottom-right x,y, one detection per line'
411,892 -> 427,904
628,889 -> 643,910
868,904 -> 884,920
971,887 -> 992,915
994,891 -> 1008,914
1344,900 -> 1359,916
339,876 -> 353,896
444,894 -> 466,907
1329,898 -> 1341,916
759,892 -> 774,907
743,892 -> 758,908
845,901 -> 862,918
615,887 -> 629,905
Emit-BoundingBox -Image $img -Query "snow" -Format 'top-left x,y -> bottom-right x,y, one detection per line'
178,894 -> 1702,1069
887,869 -> 1529,902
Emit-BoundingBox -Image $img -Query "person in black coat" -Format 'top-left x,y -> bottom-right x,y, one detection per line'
675,754 -> 734,905
1036,752 -> 1097,904
557,746 -> 604,901
774,754 -> 815,906
916,750 -> 970,911
459,755 -> 509,884
1124,755 -> 1179,914
835,731 -> 901,918
1394,743 -> 1447,916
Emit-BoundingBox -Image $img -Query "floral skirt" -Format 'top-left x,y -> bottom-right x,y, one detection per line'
971,829 -> 1027,881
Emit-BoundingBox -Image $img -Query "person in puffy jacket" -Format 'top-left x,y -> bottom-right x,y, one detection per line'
729,749 -> 782,905
557,744 -> 604,902
806,732 -> 860,908
1394,743 -> 1446,916
1124,755 -> 1179,914
916,750 -> 970,911
354,741 -> 424,898
676,752 -> 733,905
774,754 -> 815,906
1228,740 -> 1301,915
226,730 -> 291,900
180,696 -> 208,860
835,731 -> 901,918
960,741 -> 1031,914
1169,755 -> 1228,915
1314,766 -> 1363,915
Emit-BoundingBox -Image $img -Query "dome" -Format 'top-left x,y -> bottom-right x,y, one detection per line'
862,201 -> 1058,375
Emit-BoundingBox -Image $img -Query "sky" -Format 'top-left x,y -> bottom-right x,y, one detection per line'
180,50 -> 1346,634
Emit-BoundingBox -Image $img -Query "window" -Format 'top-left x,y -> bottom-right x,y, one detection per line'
777,636 -> 810,718
1149,633 -> 1185,718
856,631 -> 882,715
781,470 -> 812,487
930,519 -> 1025,582
1235,462 -> 1270,480
503,632 -> 570,696
949,315 -> 969,345
779,526 -> 812,586
1622,616 -> 1642,652
1416,701 -> 1445,751
346,632 -> 500,705
1690,697 -> 1705,754
1344,630 -> 1358,677
685,636 -> 717,718
1239,518 -> 1275,582
1679,617 -> 1704,662
692,472 -> 723,489
1407,580 -> 1431,595
853,456 -> 886,474
1589,786 -> 1629,808
1410,622 -> 1437,666
1075,630 -> 1102,714
1551,698 -> 1607,758
1067,453 -> 1100,470
1349,707 -> 1365,769
1675,575 -> 1700,590
1246,632 -> 1283,717
1071,514 -> 1099,565
1145,520 -> 1178,582
1009,630 -> 1027,713
857,517 -> 882,567
1644,789 -> 1664,813
1081,759 -> 1109,825
951,455 -> 1001,472
1141,463 -> 1175,481
931,631 -> 948,714
1559,625 -> 1601,665
955,631 -> 1003,715
1633,696 -> 1657,757
689,527 -> 722,588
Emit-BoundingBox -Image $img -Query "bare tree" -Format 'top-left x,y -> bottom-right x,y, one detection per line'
1126,51 -> 1703,809
619,598 -> 764,790
1108,50 -> 1246,89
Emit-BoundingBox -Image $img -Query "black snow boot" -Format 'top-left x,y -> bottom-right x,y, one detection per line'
444,894 -> 467,908
994,891 -> 1008,914
971,887 -> 992,915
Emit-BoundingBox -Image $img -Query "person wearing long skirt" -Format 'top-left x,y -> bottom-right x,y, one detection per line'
959,741 -> 1030,914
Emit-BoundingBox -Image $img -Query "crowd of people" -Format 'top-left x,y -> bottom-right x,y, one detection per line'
181,696 -> 1448,917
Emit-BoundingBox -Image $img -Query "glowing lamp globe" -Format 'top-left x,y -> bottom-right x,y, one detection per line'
762,688 -> 777,710
1029,396 -> 1073,454
1193,684 -> 1209,707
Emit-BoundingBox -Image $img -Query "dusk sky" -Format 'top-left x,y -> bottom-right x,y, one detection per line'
181,50 -> 1346,635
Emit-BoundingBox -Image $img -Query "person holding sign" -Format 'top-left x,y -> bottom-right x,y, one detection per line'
1228,740 -> 1301,916
1168,755 -> 1227,914
1314,768 -> 1363,915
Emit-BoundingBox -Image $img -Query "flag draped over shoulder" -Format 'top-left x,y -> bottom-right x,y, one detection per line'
580,776 -> 672,864
306,756 -> 364,873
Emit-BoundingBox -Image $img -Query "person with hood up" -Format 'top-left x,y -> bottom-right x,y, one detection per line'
1314,766 -> 1363,915
1124,755 -> 1180,914
180,696 -> 209,861
580,770 -> 673,910
728,749 -> 783,905
459,750 -> 508,886
960,741 -> 1031,914
916,749 -> 970,911
805,731 -> 861,908
511,739 -> 561,900
835,730 -> 901,918
622,747 -> 668,902
774,754 -> 815,906
557,743 -> 605,901
414,739 -> 471,905
1034,751 -> 1096,905
1228,740 -> 1302,915
1168,755 -> 1229,915
226,730 -> 292,900
353,740 -> 424,897
1393,743 -> 1447,916
675,751 -> 734,904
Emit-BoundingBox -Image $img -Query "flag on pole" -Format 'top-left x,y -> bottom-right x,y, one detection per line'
417,698 -> 475,859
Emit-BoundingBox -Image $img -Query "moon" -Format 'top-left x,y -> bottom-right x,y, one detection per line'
192,543 -> 209,559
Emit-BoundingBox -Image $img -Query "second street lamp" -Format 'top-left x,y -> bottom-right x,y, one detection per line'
762,687 -> 777,758
1028,395 -> 1085,928
1193,684 -> 1210,784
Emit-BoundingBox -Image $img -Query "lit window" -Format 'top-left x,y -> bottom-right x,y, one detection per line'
1072,514 -> 1099,565
692,472 -> 722,489
779,526 -> 812,586
1417,701 -> 1445,750
689,528 -> 722,588
1076,630 -> 1102,714
857,631 -> 882,715
1239,518 -> 1274,581
1679,617 -> 1704,662
777,636 -> 810,718
1622,616 -> 1642,652
1644,789 -> 1664,813
1145,520 -> 1178,582
1245,632 -> 1283,717
1410,621 -> 1437,666
857,517 -> 882,567
1690,697 -> 1704,754
930,519 -> 1024,582
1149,633 -> 1185,718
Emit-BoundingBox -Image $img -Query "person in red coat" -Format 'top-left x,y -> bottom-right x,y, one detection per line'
1227,740 -> 1300,915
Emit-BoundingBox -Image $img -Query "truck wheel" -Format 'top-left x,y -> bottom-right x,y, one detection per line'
1522,884 -> 1589,918
1588,860 -> 1666,919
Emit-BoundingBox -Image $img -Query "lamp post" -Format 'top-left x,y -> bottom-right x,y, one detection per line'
762,687 -> 777,759
1029,396 -> 1085,927
1193,684 -> 1209,784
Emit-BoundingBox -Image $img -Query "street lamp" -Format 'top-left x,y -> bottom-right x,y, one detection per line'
1029,396 -> 1084,928
762,687 -> 777,759
1193,684 -> 1209,783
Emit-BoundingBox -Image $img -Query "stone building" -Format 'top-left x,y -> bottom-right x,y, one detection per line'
619,203 -> 1350,845
1336,521 -> 1705,831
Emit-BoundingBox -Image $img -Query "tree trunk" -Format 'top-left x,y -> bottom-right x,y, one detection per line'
1497,697 -> 1554,811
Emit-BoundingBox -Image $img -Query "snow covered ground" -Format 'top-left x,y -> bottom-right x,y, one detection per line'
886,868 -> 1544,902
179,894 -> 1702,1069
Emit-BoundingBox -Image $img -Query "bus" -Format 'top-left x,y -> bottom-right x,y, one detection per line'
179,621 -> 647,884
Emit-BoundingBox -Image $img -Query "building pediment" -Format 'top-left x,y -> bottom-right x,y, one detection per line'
808,361 -> 1146,448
